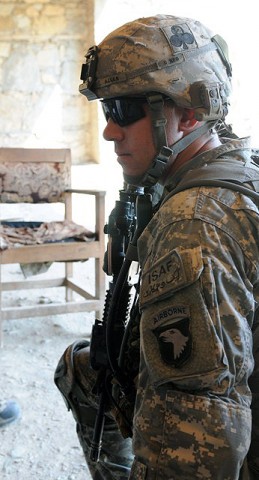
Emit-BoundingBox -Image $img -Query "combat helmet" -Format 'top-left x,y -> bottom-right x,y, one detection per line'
79,14 -> 233,186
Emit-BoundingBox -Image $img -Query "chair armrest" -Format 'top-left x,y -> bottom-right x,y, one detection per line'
64,189 -> 106,236
65,188 -> 106,197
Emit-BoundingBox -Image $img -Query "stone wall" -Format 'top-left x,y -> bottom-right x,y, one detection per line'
0,0 -> 98,164
1,1 -> 258,166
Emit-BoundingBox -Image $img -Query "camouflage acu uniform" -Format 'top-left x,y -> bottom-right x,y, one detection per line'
54,11 -> 259,480
54,340 -> 133,480
132,137 -> 259,479
55,137 -> 259,479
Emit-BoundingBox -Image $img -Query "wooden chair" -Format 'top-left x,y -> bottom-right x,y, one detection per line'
0,148 -> 106,346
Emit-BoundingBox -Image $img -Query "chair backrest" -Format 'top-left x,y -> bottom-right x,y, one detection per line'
0,148 -> 71,204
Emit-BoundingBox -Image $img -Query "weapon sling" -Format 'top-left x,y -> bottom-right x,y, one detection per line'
89,187 -> 153,461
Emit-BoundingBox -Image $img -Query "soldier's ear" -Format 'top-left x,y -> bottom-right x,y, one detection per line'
180,108 -> 199,132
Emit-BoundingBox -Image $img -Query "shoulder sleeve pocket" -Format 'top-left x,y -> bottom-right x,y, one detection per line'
140,245 -> 204,310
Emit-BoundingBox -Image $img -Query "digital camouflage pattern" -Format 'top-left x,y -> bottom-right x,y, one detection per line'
55,138 -> 259,479
247,307 -> 259,477
80,15 -> 232,121
134,137 -> 259,479
56,11 -> 258,480
79,14 -> 234,190
54,340 -> 133,480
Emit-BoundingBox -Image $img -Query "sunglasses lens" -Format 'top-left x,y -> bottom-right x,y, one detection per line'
101,98 -> 146,126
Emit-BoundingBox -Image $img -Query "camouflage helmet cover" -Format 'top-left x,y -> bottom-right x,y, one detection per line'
80,14 -> 232,120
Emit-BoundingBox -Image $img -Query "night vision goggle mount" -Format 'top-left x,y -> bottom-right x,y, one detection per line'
189,33 -> 231,122
190,81 -> 229,121
79,45 -> 98,100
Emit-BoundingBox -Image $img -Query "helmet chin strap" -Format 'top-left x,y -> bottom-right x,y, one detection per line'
124,92 -> 216,187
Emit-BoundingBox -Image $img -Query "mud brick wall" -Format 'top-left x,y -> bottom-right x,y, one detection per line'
0,0 -> 258,165
0,0 -> 98,164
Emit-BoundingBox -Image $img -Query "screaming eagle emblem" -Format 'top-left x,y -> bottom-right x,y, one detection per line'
153,315 -> 192,367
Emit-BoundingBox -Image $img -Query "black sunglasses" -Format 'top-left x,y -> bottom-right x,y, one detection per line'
101,97 -> 147,127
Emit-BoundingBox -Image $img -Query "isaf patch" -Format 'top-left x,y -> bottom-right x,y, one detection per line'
153,309 -> 192,367
141,249 -> 186,306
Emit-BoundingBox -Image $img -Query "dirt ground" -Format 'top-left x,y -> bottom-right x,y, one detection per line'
0,263 -> 97,480
0,164 -> 122,479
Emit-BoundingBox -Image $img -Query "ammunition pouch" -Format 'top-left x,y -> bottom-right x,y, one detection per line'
54,339 -> 93,426
54,339 -> 135,440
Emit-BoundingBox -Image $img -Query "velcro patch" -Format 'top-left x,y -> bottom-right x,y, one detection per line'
141,249 -> 186,305
153,311 -> 192,367
161,23 -> 198,53
140,246 -> 203,308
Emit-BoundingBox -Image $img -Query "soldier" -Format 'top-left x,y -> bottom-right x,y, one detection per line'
55,14 -> 259,479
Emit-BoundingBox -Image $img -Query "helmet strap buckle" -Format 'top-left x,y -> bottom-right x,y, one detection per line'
146,94 -> 168,149
140,121 -> 217,187
141,146 -> 173,186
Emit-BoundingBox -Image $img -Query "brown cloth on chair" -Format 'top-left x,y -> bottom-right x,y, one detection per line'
0,220 -> 96,277
0,220 -> 96,250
